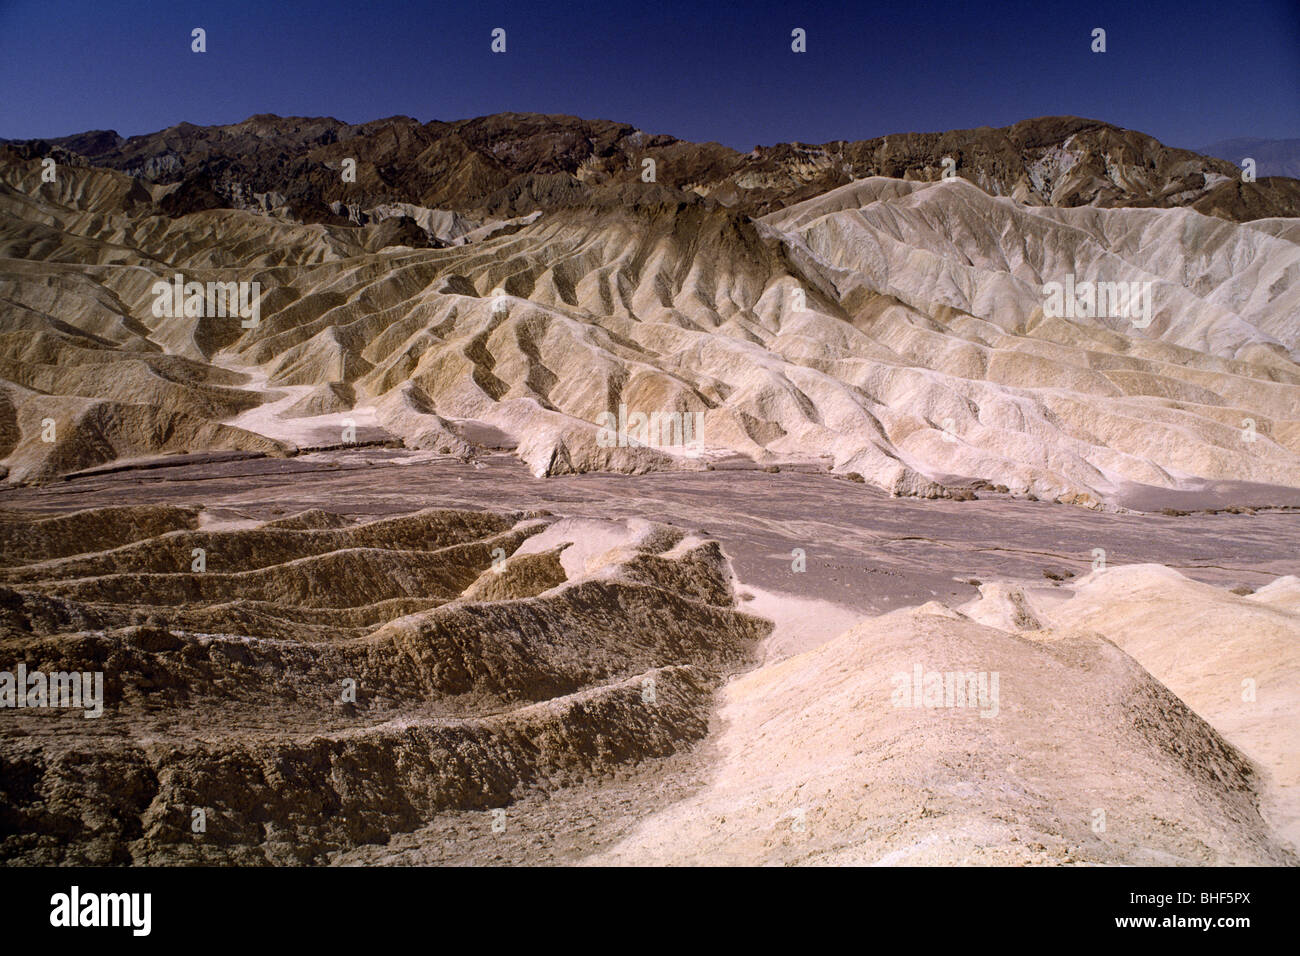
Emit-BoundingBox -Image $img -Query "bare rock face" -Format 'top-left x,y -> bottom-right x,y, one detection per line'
590,588 -> 1299,866
0,506 -> 769,864
283,383 -> 355,419
359,215 -> 445,252
3,136 -> 1298,504
7,113 -> 1296,222
0,487 -> 1296,865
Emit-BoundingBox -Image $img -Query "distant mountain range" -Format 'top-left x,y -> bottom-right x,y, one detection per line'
6,113 -> 1299,224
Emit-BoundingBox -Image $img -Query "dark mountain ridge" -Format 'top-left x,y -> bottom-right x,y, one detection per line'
5,112 -> 1299,225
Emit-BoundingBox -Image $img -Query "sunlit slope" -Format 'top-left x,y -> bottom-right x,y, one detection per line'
2,154 -> 1298,503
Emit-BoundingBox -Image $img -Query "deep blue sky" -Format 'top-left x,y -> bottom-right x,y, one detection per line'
1,0 -> 1296,150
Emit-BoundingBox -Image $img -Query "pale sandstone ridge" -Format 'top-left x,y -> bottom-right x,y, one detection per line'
1035,564 -> 1300,852
2,122 -> 1299,505
590,568 -> 1300,866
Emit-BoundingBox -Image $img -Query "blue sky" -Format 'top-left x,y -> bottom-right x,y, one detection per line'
1,0 -> 1296,149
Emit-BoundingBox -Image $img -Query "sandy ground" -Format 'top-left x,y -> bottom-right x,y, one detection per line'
737,585 -> 865,662
4,450 -> 1295,865
5,448 -> 1295,616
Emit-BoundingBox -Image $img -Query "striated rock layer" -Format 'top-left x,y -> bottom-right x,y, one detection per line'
0,505 -> 768,864
3,136 -> 1298,505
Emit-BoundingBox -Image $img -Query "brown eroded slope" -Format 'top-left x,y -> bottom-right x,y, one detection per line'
8,113 -> 1297,222
0,505 -> 769,864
